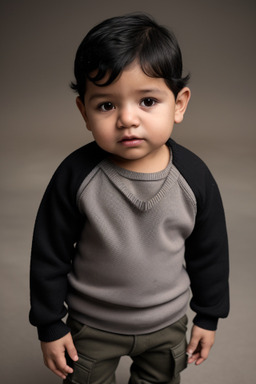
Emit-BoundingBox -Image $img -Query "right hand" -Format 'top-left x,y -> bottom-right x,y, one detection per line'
41,332 -> 79,379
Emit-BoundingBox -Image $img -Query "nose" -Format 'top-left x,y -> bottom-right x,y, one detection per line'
117,105 -> 140,129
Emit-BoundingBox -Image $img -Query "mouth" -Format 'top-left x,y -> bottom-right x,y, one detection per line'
118,136 -> 144,147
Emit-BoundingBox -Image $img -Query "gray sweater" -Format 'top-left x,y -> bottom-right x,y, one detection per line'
29,139 -> 229,342
67,156 -> 196,334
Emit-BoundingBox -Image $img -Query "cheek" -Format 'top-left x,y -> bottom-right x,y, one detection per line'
85,116 -> 102,134
90,126 -> 114,148
150,113 -> 174,134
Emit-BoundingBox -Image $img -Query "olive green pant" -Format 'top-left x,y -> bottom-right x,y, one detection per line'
65,315 -> 188,384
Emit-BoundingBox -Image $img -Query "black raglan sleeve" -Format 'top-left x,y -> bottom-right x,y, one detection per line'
29,142 -> 106,341
170,139 -> 229,331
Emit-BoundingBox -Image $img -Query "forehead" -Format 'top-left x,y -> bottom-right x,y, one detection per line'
84,62 -> 171,101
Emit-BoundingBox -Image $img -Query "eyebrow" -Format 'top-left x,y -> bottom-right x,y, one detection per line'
88,93 -> 114,102
88,88 -> 167,102
138,89 -> 166,94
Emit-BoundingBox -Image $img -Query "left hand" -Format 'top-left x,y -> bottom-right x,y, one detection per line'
186,325 -> 215,365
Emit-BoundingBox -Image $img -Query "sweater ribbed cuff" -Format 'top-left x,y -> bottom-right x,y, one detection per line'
37,321 -> 70,342
193,314 -> 218,331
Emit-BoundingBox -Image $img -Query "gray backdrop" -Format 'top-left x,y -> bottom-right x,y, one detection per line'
1,1 -> 255,383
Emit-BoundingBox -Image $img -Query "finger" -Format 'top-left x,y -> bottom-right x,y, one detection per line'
194,343 -> 211,365
53,368 -> 68,380
186,338 -> 200,357
65,338 -> 79,362
195,357 -> 205,365
187,351 -> 200,364
46,359 -> 70,380
55,356 -> 74,375
46,353 -> 74,378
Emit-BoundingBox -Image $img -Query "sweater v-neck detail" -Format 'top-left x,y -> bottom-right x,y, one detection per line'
99,158 -> 179,212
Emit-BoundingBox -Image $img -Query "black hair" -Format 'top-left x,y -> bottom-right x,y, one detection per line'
70,13 -> 190,102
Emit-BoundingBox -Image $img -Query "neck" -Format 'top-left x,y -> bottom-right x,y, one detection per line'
110,145 -> 170,173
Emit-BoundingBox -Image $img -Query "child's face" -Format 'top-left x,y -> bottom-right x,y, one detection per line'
77,61 -> 190,172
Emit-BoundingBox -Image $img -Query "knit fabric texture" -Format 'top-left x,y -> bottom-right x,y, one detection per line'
67,157 -> 196,334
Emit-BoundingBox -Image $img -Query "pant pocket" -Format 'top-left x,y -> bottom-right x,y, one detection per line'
66,316 -> 88,341
170,337 -> 188,377
67,353 -> 95,384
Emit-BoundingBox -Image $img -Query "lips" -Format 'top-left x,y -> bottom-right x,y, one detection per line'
119,135 -> 141,142
119,136 -> 144,147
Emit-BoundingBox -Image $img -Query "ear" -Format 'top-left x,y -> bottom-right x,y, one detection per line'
76,97 -> 91,131
174,87 -> 191,124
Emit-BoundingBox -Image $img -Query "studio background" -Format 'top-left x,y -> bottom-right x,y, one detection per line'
1,1 -> 255,383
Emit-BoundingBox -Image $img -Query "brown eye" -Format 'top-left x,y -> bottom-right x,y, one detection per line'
141,98 -> 156,107
99,102 -> 114,111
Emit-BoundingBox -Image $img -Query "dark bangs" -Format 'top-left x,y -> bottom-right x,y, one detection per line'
139,27 -> 190,98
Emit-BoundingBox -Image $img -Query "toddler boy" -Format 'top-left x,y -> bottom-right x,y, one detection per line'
29,13 -> 229,384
